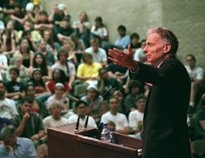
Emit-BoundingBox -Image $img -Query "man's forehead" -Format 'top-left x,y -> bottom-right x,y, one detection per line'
146,33 -> 161,42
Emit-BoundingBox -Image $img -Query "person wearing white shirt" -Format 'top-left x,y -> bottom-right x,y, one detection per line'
128,94 -> 146,134
68,100 -> 97,128
101,97 -> 130,134
185,54 -> 204,114
85,38 -> 107,67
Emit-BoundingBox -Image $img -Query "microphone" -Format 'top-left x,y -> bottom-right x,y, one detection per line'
75,84 -> 117,132
84,88 -> 125,129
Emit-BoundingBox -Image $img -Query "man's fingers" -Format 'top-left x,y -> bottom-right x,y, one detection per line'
128,44 -> 133,56
108,49 -> 121,59
108,57 -> 119,64
113,48 -> 124,55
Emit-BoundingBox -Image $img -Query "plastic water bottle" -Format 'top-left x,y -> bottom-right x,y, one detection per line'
101,123 -> 110,142
109,128 -> 117,144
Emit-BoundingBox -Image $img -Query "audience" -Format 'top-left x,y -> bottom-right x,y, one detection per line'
124,32 -> 141,53
28,5 -> 41,23
6,20 -> 19,44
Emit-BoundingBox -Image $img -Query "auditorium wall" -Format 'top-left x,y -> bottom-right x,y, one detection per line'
41,0 -> 205,68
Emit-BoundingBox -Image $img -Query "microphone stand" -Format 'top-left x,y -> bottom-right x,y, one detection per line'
84,88 -> 125,130
75,84 -> 117,132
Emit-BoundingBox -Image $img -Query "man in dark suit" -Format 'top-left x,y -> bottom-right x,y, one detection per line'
108,27 -> 191,158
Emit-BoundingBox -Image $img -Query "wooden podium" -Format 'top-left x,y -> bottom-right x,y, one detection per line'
48,123 -> 143,158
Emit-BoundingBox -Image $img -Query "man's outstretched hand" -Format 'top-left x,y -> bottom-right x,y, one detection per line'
108,44 -> 138,71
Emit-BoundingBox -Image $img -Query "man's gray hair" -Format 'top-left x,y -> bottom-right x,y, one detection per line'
146,27 -> 179,54
1,126 -> 16,140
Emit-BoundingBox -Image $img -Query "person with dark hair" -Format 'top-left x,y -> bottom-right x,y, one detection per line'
185,54 -> 204,114
104,25 -> 130,52
81,84 -> 106,124
11,96 -> 45,148
47,69 -> 71,94
10,2 -> 28,31
28,5 -> 41,23
28,68 -> 51,102
107,121 -> 116,131
51,48 -> 76,88
15,38 -> 34,69
24,84 -> 48,119
101,97 -> 130,134
0,117 -> 13,142
108,27 -> 191,158
5,66 -> 25,105
85,37 -> 108,67
35,39 -> 56,66
91,16 -> 108,47
68,100 -> 97,128
77,53 -> 102,84
129,94 -> 146,134
1,29 -> 16,57
6,20 -> 19,44
0,81 -> 18,119
0,126 -> 37,157
29,53 -> 52,82
72,12 -> 91,48
57,16 -> 74,42
34,10 -> 53,35
70,32 -> 86,55
195,98 -> 205,139
124,32 -> 141,53
97,67 -> 121,100
3,0 -> 16,25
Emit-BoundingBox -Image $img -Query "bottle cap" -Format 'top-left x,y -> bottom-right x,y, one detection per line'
110,128 -> 114,132
103,123 -> 107,128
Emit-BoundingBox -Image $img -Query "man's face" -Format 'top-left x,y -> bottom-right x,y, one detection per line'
10,70 -> 18,81
136,98 -> 146,111
26,86 -> 35,98
39,41 -> 47,51
186,56 -> 195,67
84,56 -> 92,65
143,33 -> 166,67
87,88 -> 96,99
59,52 -> 67,62
76,103 -> 86,116
92,43 -> 99,52
132,86 -> 139,95
40,14 -> 47,22
3,135 -> 16,147
55,86 -> 64,97
20,101 -> 32,114
131,37 -> 139,45
10,0 -> 16,5
141,41 -> 146,49
80,13 -> 86,21
99,70 -> 108,80
51,106 -> 61,118
118,29 -> 125,37
109,98 -> 118,111
15,57 -> 22,67
63,21 -> 69,28
24,22 -> 32,31
0,83 -> 5,97
14,7 -> 20,13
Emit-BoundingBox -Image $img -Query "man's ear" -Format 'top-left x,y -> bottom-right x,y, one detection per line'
163,43 -> 171,54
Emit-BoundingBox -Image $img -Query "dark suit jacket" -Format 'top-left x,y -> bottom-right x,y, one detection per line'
130,56 -> 191,158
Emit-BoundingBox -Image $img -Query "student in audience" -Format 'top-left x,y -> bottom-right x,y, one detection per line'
5,67 -> 25,105
57,17 -> 74,42
107,121 -> 116,131
124,80 -> 142,114
10,3 -> 28,31
3,0 -> 16,25
11,96 -> 45,148
134,121 -> 143,139
6,20 -> 19,44
134,39 -> 147,62
124,32 -> 141,53
113,90 -> 125,114
104,25 -> 130,51
1,29 -> 16,57
185,54 -> 204,114
47,69 -> 71,94
129,94 -> 146,134
34,10 -> 53,35
29,53 -> 52,82
28,5 -> 41,23
24,84 -> 48,119
72,12 -> 91,48
15,38 -> 34,69
0,81 -> 18,119
97,68 -> 121,100
0,126 -> 37,157
18,20 -> 42,43
70,32 -> 86,54
47,83 -> 69,111
51,48 -> 76,88
0,117 -> 13,142
85,38 -> 107,67
35,39 -> 56,66
77,53 -> 102,85
91,16 -> 108,47
0,43 -> 8,74
6,55 -> 29,81
28,68 -> 51,102
81,84 -> 106,123
101,97 -> 130,134
68,100 -> 97,128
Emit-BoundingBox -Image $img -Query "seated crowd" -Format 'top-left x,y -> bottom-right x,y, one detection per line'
0,1 -> 204,157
